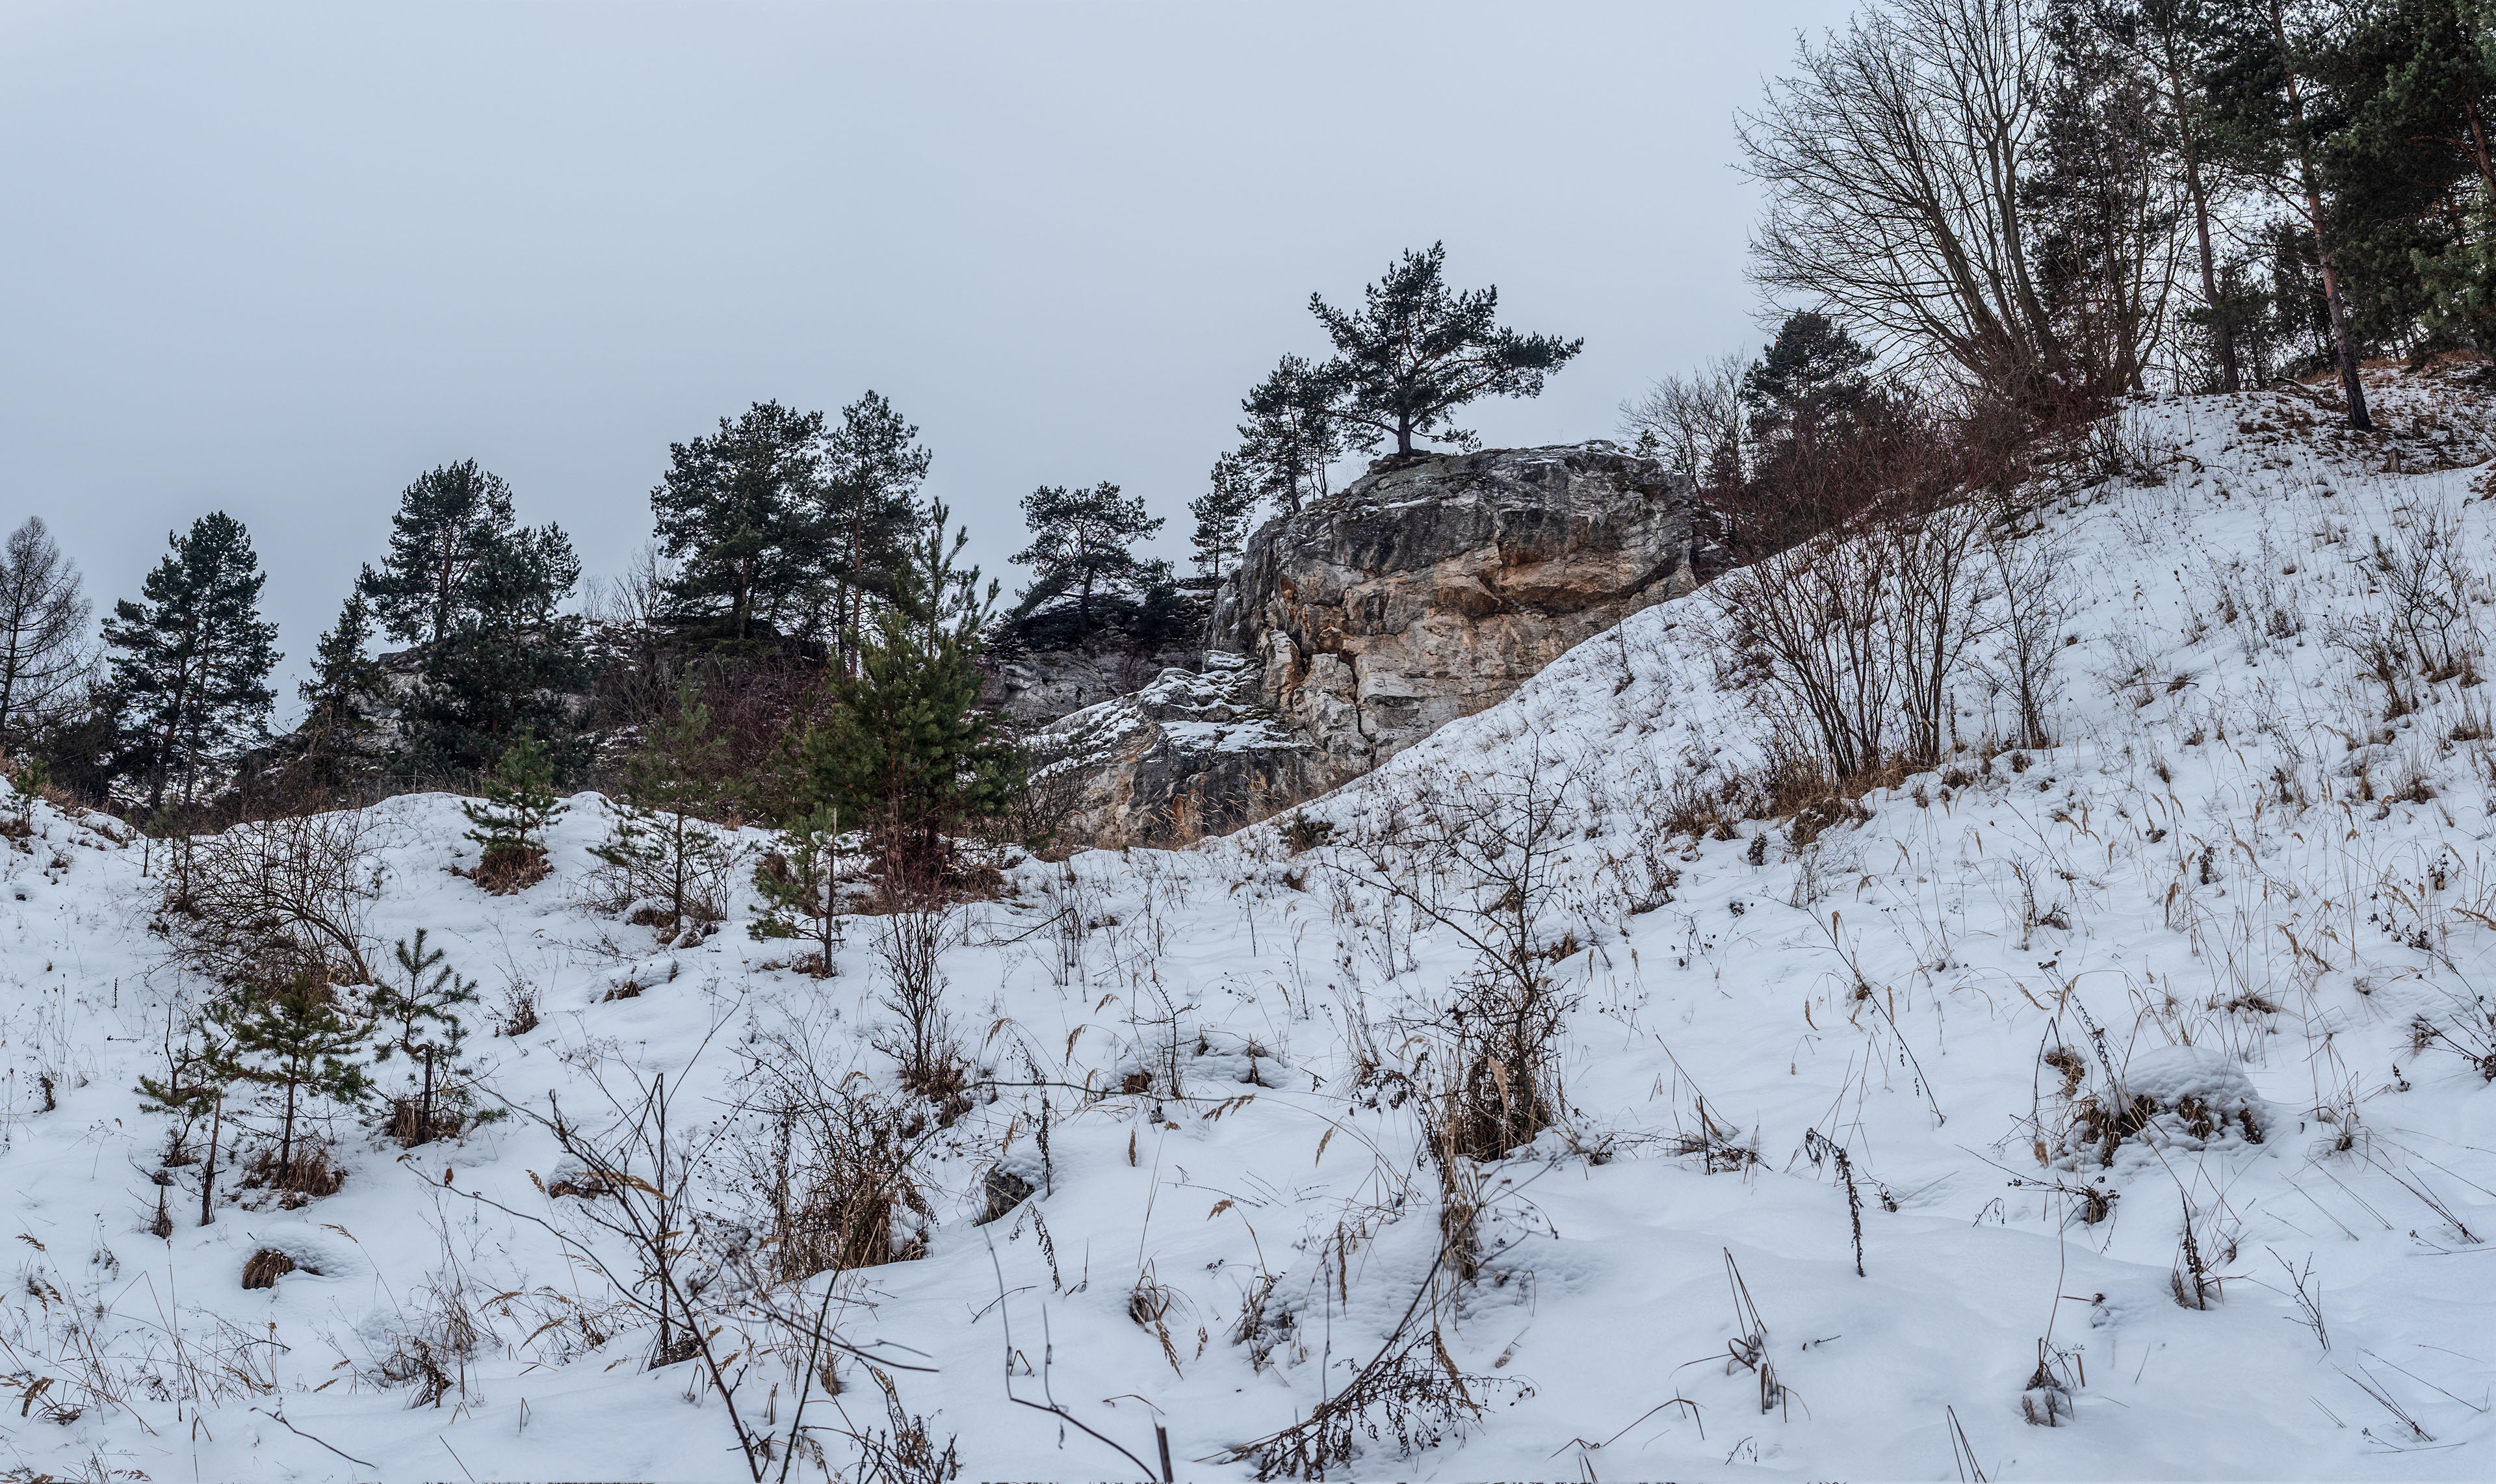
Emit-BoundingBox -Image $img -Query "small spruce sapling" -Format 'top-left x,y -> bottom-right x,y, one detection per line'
370,930 -> 478,1145
462,733 -> 565,892
7,753 -> 45,831
751,803 -> 846,974
594,689 -> 740,935
135,1009 -> 232,1227
211,976 -> 370,1193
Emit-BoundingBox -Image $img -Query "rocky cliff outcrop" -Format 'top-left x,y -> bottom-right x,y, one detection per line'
1211,442 -> 1702,775
1032,654 -> 1319,844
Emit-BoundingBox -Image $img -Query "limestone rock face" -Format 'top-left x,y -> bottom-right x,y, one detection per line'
1212,443 -> 1701,775
1032,654 -> 1320,845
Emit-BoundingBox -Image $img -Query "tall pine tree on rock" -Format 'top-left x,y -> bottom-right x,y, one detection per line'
1011,483 -> 1165,631
1305,242 -> 1582,459
404,525 -> 586,775
1188,454 -> 1258,582
358,462 -> 525,649
104,512 -> 279,813
1234,354 -> 1347,514
820,391 -> 932,668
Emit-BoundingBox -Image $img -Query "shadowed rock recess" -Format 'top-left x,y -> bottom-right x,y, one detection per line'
1039,443 -> 1702,843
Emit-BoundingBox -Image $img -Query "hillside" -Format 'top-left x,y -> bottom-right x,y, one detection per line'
6,372 -> 2496,1481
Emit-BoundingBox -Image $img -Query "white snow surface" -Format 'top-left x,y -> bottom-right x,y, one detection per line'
7,378 -> 2496,1479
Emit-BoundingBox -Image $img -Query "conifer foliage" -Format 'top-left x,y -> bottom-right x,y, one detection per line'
594,689 -> 743,935
751,802 -> 847,974
803,501 -> 1019,893
1011,483 -> 1166,629
462,733 -> 564,892
294,592 -> 389,785
210,977 -> 370,1195
358,460 -> 585,774
651,402 -> 829,645
369,930 -> 477,1146
1306,242 -> 1583,458
103,512 -> 280,813
1188,453 -> 1258,582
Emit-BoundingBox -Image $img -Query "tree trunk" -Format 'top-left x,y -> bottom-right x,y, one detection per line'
419,1050 -> 436,1147
2276,2 -> 2372,430
199,1095 -> 222,1227
2465,98 -> 2496,200
281,1074 -> 298,1184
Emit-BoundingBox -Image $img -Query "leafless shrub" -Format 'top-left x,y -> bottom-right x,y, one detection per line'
844,1366 -> 962,1484
159,809 -> 385,986
2407,995 -> 2496,1082
1985,525 -> 2072,748
873,904 -> 967,1110
1219,1275 -> 1511,1480
493,979 -> 540,1038
472,1038 -> 914,1483
369,1273 -> 484,1409
1341,750 -> 1586,1162
1708,527 -> 1899,780
733,1036 -> 936,1283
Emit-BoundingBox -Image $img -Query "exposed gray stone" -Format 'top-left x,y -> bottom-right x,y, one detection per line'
1212,442 -> 1700,774
1032,653 -> 1319,844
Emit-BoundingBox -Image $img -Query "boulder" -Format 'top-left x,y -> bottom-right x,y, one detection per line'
1212,443 -> 1702,774
1032,654 -> 1319,845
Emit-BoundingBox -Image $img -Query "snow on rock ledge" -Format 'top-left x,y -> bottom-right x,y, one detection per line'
1211,441 -> 1707,777
1030,653 -> 1318,844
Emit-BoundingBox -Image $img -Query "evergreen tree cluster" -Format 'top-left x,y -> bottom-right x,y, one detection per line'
1184,242 -> 1584,584
135,927 -> 490,1227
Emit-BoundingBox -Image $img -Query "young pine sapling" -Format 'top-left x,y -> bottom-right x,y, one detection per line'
370,929 -> 478,1145
211,976 -> 370,1193
750,803 -> 846,975
462,733 -> 565,892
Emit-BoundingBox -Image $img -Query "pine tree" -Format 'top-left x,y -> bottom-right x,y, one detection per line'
819,391 -> 932,670
651,401 -> 828,645
461,732 -> 565,889
2203,0 -> 2374,427
404,524 -> 587,774
802,501 -> 1019,893
1188,454 -> 1258,582
750,802 -> 846,974
210,977 -> 369,1191
135,1010 -> 231,1227
1741,313 -> 1876,456
2129,0 -> 2252,391
295,592 -> 389,783
1305,242 -> 1583,458
2330,0 -> 2496,350
1234,354 -> 1347,514
103,512 -> 280,812
358,462 -> 524,648
369,930 -> 476,1146
594,688 -> 740,931
1011,482 -> 1165,631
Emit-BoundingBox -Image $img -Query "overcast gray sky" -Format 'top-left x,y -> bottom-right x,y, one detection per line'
3,1 -> 1851,713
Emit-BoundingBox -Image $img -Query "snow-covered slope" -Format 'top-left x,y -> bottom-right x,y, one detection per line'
8,372 -> 2496,1481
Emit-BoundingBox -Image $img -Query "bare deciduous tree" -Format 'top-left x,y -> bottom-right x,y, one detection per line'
1617,353 -> 1752,489
0,518 -> 92,744
1740,0 -> 2106,405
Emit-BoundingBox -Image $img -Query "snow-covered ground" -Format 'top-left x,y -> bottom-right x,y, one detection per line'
8,372 -> 2496,1481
